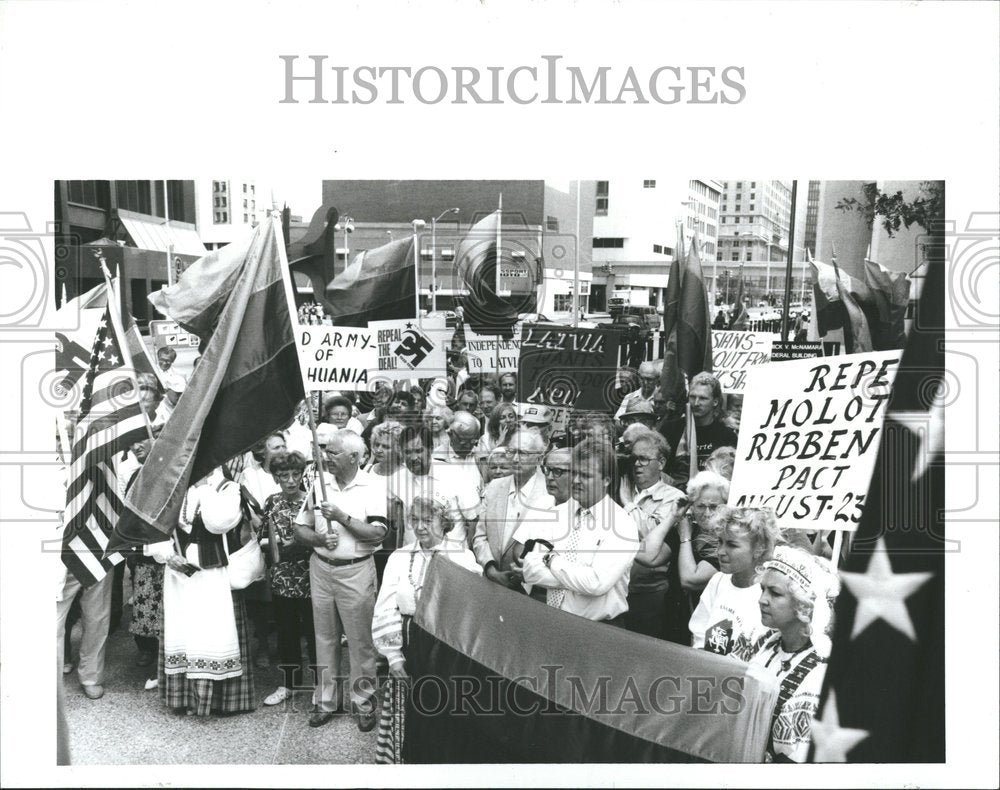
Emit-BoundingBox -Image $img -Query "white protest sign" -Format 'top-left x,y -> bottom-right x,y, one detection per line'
728,350 -> 901,532
295,325 -> 377,391
711,330 -> 773,393
464,329 -> 520,373
369,316 -> 448,382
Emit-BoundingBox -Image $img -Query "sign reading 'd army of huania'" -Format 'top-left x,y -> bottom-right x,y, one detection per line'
727,350 -> 901,532
369,316 -> 447,382
295,325 -> 377,391
517,323 -> 621,428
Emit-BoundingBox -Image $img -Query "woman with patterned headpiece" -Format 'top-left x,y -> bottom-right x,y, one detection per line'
749,545 -> 841,762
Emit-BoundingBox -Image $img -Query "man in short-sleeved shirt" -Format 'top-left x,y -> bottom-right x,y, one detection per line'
295,430 -> 386,731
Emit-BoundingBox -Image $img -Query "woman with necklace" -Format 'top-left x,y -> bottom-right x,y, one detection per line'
688,506 -> 780,662
371,496 -> 481,764
749,545 -> 840,762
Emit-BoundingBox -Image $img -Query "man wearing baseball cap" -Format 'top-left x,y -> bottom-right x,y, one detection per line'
519,404 -> 555,446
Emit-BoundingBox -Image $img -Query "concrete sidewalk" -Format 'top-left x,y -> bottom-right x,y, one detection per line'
62,605 -> 377,765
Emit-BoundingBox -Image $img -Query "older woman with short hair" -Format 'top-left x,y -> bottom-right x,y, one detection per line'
425,404 -> 454,453
371,496 -> 481,764
688,505 -> 780,662
749,546 -> 840,762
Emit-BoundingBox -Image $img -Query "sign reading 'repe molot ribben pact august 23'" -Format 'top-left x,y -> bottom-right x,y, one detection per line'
728,350 -> 901,532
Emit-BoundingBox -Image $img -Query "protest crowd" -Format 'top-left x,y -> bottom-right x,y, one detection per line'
58,334 -> 841,765
57,208 -> 938,766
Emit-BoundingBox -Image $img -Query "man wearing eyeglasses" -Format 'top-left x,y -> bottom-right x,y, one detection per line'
473,430 -> 555,591
540,447 -> 572,506
516,439 -> 639,624
614,360 -> 659,420
294,430 -> 387,732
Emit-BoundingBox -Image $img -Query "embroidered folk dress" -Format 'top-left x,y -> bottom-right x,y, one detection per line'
158,488 -> 255,716
747,632 -> 827,762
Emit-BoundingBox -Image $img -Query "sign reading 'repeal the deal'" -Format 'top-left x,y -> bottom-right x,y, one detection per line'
465,329 -> 521,372
295,325 -> 377,391
728,350 -> 901,532
711,330 -> 773,393
369,316 -> 447,382
517,324 -> 621,429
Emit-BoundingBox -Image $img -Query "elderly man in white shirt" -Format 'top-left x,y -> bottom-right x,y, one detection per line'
614,360 -> 659,420
474,430 -> 555,591
295,430 -> 388,732
516,439 -> 639,624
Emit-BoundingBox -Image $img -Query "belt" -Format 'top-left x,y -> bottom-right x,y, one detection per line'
313,552 -> 372,568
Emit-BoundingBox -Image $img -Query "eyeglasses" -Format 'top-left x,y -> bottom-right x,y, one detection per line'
274,471 -> 304,481
509,449 -> 541,457
631,457 -> 659,468
541,465 -> 570,478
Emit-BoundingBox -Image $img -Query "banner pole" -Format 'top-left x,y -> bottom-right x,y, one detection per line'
831,530 -> 844,570
780,180 -> 798,341
271,213 -> 329,502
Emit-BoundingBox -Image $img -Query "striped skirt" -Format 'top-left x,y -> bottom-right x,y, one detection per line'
158,593 -> 256,716
375,614 -> 412,764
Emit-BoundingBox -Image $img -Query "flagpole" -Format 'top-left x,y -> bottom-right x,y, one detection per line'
831,530 -> 844,570
272,213 -> 330,502
98,258 -> 156,446
573,182 -> 580,328
496,194 -> 503,372
780,180 -> 798,341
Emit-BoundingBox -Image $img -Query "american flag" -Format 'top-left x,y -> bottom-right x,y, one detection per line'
61,286 -> 149,587
811,255 -> 945,762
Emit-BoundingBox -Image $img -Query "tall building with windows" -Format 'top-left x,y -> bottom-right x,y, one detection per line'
317,180 -> 596,317
589,178 -> 722,311
54,180 -> 205,321
195,179 -> 272,250
715,180 -> 797,303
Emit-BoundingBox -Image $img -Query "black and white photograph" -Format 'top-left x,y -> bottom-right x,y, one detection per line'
1,2 -> 997,788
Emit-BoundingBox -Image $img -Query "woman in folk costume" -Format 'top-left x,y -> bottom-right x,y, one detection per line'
748,545 -> 841,762
371,496 -> 481,764
156,470 -> 258,716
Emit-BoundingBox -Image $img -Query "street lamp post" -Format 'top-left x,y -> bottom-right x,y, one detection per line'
431,207 -> 460,313
411,219 -> 426,316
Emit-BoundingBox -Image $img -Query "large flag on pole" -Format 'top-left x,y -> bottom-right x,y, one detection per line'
321,236 -> 417,326
863,258 -> 911,350
112,216 -> 303,547
812,255 -> 945,762
831,256 -> 873,353
457,208 -> 520,337
728,265 -> 748,330
660,226 -> 713,408
61,276 -> 149,586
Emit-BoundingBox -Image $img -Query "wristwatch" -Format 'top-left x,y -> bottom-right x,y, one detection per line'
542,551 -> 556,569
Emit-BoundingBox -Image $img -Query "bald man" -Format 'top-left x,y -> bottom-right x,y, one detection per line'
295,430 -> 387,731
615,360 -> 659,420
473,430 -> 555,590
436,410 -> 482,463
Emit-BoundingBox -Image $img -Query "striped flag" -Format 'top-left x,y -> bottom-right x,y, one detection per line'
728,265 -> 748,330
60,285 -> 149,587
112,217 -> 303,548
322,236 -> 418,326
457,209 -> 520,337
812,255 -> 944,762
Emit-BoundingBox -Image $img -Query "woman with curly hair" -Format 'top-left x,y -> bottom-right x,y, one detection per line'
425,405 -> 454,454
688,505 -> 780,662
366,420 -> 404,476
750,546 -> 840,762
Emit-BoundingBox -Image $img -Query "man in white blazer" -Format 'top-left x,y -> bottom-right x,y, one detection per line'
473,430 -> 554,591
